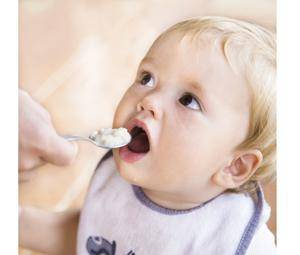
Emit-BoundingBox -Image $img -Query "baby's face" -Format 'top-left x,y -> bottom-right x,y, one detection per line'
113,33 -> 251,206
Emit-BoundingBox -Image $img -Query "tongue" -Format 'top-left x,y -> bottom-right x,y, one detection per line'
128,132 -> 149,153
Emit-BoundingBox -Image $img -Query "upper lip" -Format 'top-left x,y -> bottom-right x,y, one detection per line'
125,118 -> 152,150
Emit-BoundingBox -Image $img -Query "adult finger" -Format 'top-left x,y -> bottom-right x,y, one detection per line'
19,152 -> 44,172
41,133 -> 78,166
19,169 -> 38,182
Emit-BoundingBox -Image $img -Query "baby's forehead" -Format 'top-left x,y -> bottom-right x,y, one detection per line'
145,31 -> 225,62
140,31 -> 227,74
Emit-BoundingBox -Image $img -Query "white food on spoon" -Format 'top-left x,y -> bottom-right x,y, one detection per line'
94,127 -> 131,148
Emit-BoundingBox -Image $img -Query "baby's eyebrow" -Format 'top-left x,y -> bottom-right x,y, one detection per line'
138,57 -> 157,73
140,56 -> 155,64
190,82 -> 203,93
139,57 -> 159,69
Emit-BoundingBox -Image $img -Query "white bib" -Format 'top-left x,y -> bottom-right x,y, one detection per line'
77,152 -> 271,255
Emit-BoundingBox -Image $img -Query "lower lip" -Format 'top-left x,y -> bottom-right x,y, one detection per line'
119,146 -> 147,163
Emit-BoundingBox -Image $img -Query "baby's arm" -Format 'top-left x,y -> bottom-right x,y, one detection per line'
19,207 -> 79,255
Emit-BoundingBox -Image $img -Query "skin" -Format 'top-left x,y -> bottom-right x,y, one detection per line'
113,32 -> 255,209
19,90 -> 78,173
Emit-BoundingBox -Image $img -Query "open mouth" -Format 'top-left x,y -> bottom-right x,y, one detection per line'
127,126 -> 150,153
118,119 -> 151,163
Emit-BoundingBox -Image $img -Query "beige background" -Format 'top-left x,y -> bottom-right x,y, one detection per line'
19,1 -> 276,254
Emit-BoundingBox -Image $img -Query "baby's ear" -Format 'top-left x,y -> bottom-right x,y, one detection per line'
212,150 -> 263,189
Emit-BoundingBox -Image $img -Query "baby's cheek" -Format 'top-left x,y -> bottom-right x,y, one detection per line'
113,97 -> 131,126
112,109 -> 121,127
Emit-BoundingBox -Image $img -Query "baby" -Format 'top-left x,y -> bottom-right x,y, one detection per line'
20,16 -> 276,255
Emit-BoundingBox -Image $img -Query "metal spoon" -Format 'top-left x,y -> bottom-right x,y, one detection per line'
63,130 -> 131,149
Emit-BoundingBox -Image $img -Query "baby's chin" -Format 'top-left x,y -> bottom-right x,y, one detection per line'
112,149 -> 135,181
112,149 -> 150,186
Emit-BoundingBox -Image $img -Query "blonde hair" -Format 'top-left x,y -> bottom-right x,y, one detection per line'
158,16 -> 276,193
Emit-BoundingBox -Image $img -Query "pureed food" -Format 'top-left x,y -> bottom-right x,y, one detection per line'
94,127 -> 131,148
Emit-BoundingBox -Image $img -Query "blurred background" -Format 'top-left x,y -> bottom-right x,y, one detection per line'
19,0 -> 276,254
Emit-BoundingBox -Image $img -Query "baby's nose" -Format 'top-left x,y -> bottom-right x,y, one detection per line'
136,96 -> 162,120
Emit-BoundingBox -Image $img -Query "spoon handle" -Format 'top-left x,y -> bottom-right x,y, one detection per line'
63,135 -> 91,142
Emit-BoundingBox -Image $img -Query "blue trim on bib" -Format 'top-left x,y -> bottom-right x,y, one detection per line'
132,185 -> 218,215
234,186 -> 264,255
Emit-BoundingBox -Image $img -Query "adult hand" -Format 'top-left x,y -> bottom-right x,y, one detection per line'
19,89 -> 78,172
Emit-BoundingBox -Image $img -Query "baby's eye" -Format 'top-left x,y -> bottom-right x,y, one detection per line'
139,72 -> 155,87
179,93 -> 202,111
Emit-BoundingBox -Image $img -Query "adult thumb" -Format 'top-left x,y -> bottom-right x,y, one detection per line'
41,134 -> 78,166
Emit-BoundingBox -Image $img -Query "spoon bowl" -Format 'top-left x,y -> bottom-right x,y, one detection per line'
63,128 -> 131,149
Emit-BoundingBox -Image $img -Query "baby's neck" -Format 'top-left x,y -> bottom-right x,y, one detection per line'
142,187 -> 222,210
